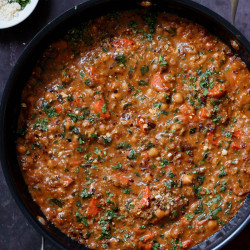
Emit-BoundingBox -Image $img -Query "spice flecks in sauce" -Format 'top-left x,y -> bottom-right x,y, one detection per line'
17,11 -> 250,249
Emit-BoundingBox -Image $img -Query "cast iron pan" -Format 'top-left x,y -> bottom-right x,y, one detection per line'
0,0 -> 249,249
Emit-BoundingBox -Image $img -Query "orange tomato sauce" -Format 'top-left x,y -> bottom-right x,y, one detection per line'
16,10 -> 250,249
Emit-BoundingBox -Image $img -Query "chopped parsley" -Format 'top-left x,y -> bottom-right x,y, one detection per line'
115,54 -> 126,64
75,211 -> 89,227
128,149 -> 138,160
112,162 -> 122,169
116,141 -> 131,150
159,55 -> 167,66
50,198 -> 63,207
218,166 -> 227,178
140,65 -> 149,76
102,103 -> 107,113
81,188 -> 93,198
33,118 -> 49,132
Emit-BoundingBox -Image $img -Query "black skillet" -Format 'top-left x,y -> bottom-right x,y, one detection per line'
0,0 -> 249,249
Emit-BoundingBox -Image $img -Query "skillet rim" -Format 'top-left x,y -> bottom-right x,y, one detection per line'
0,0 -> 249,249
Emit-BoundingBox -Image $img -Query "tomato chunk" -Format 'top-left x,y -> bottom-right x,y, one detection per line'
75,92 -> 84,107
151,73 -> 169,92
52,40 -> 68,50
200,107 -> 209,118
182,240 -> 193,249
114,38 -> 135,48
87,198 -> 99,217
232,141 -> 241,149
179,104 -> 195,116
138,186 -> 150,209
55,105 -> 62,113
165,165 -> 177,176
144,244 -> 152,250
69,160 -> 82,166
233,129 -> 242,139
113,174 -> 130,187
197,219 -> 208,226
63,176 -> 73,187
208,85 -> 226,98
94,99 -> 110,119
143,231 -> 155,242
137,117 -> 147,133
89,65 -> 96,77
142,151 -> 149,160
88,66 -> 100,84
178,104 -> 199,123
207,132 -> 218,145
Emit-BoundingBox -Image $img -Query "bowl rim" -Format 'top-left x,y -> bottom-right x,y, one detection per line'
0,0 -> 39,29
0,0 -> 249,249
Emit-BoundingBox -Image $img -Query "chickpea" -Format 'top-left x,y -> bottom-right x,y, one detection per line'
157,92 -> 166,102
82,120 -> 91,128
143,173 -> 152,183
199,54 -> 208,64
121,82 -> 128,90
141,1 -> 152,7
168,143 -> 175,150
169,57 -> 177,66
151,64 -> 158,71
109,102 -> 117,110
109,237 -> 119,247
212,157 -> 218,165
246,167 -> 250,175
86,127 -> 95,135
86,89 -> 94,96
149,138 -> 156,144
146,88 -> 154,97
99,124 -> 106,133
172,92 -> 184,104
130,136 -> 137,143
17,144 -> 26,154
155,209 -> 165,219
177,26 -> 184,35
190,200 -> 200,213
182,174 -> 193,185
37,216 -> 46,226
64,119 -> 73,130
27,96 -> 35,103
184,186 -> 194,196
58,159 -> 66,168
164,230 -> 171,238
166,152 -> 173,160
199,167 -> 206,173
72,134 -> 79,142
155,208 -> 169,219
160,136 -> 167,145
111,93 -> 121,100
111,81 -> 119,89
207,220 -> 218,230
161,103 -> 168,110
49,124 -> 57,133
44,92 -> 55,102
148,147 -> 159,158
170,226 -> 181,238
47,159 -> 54,168
171,123 -> 183,133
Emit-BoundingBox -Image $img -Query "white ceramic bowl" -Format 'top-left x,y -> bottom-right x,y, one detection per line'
0,0 -> 39,29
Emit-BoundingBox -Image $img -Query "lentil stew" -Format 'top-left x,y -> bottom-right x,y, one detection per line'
16,10 -> 250,249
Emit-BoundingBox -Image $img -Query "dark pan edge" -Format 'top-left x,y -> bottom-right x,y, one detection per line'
0,0 -> 249,249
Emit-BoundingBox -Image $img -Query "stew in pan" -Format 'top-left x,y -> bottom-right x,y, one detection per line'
16,10 -> 250,249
